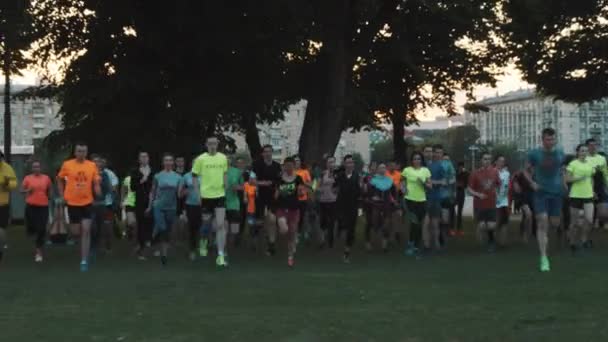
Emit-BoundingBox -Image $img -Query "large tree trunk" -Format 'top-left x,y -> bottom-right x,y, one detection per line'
298,0 -> 350,164
243,114 -> 262,160
392,108 -> 407,166
3,48 -> 11,163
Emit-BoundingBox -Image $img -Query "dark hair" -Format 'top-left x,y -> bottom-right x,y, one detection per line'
563,154 -> 575,166
457,161 -> 465,167
443,153 -> 450,158
343,154 -> 353,162
494,155 -> 505,163
284,157 -> 295,164
576,144 -> 587,153
90,153 -> 101,160
586,138 -> 597,145
423,145 -> 433,151
542,128 -> 556,137
432,144 -> 444,151
73,142 -> 87,154
262,145 -> 273,152
162,152 -> 174,159
481,152 -> 492,159
410,151 -> 425,165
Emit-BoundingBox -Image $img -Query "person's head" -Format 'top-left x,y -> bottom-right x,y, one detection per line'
586,138 -> 598,154
376,163 -> 387,175
433,144 -> 444,161
162,153 -> 175,170
206,136 -> 219,154
73,142 -> 88,161
576,144 -> 589,159
100,158 -> 108,170
294,156 -> 302,170
262,145 -> 273,162
457,161 -> 465,170
423,145 -> 433,160
410,152 -> 424,168
138,152 -> 150,167
443,153 -> 450,161
541,128 -> 557,150
235,157 -> 246,170
325,156 -> 336,171
481,152 -> 492,168
387,161 -> 397,172
31,160 -> 42,175
283,157 -> 295,174
91,154 -> 103,169
495,155 -> 506,169
370,161 -> 378,172
343,155 -> 355,172
175,156 -> 185,170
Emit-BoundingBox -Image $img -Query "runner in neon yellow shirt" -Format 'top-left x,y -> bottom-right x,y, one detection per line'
192,136 -> 229,267
566,144 -> 594,253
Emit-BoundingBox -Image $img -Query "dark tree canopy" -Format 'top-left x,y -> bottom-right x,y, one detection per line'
503,0 -> 608,102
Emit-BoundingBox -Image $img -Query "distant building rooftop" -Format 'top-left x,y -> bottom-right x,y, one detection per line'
476,89 -> 536,106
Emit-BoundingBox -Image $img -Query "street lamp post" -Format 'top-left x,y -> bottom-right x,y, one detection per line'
469,145 -> 480,170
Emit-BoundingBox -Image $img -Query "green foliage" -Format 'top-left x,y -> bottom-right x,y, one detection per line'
502,0 -> 608,102
480,142 -> 525,171
371,139 -> 394,163
352,152 -> 365,171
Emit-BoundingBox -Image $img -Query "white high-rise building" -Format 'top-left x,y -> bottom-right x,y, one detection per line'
0,85 -> 62,146
464,89 -> 608,153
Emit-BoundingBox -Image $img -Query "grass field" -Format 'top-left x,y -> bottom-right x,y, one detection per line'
2,220 -> 608,342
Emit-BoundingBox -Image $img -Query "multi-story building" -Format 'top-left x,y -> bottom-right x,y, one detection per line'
231,100 -> 371,163
0,85 -> 62,146
464,89 -> 608,153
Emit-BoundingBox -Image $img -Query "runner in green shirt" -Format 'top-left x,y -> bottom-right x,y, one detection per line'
226,157 -> 245,248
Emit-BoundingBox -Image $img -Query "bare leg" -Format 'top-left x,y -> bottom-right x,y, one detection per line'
80,220 -> 92,262
536,214 -> 549,258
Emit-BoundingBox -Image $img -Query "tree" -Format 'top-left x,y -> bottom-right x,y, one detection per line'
352,152 -> 365,172
370,139 -> 394,163
503,0 -> 607,102
0,0 -> 34,163
440,125 -> 481,164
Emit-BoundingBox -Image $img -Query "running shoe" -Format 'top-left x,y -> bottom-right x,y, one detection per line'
80,260 -> 88,272
266,243 -> 276,257
199,239 -> 208,257
540,256 -> 551,272
216,255 -> 227,267
570,244 -> 581,257
137,254 -> 147,261
288,256 -> 295,268
405,242 -> 416,256
161,256 -> 168,266
67,239 -> 75,246
35,252 -> 43,263
189,251 -> 197,261
449,230 -> 457,237
343,253 -> 350,264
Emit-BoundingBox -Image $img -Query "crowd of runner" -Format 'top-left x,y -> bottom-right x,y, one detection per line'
0,128 -> 607,273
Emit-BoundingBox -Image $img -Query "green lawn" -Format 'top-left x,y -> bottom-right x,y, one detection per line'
2,222 -> 608,342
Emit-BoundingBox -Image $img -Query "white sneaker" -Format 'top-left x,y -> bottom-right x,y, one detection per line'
153,250 -> 161,257
35,254 -> 43,263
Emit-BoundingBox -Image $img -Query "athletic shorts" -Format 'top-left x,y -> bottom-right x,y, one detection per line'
440,199 -> 453,210
226,210 -> 241,224
276,208 -> 300,231
513,194 -> 533,211
255,194 -> 276,219
569,198 -> 593,210
125,205 -> 136,213
533,192 -> 563,217
497,207 -> 510,225
475,208 -> 497,223
427,200 -> 442,219
153,207 -> 177,235
201,197 -> 226,214
0,205 -> 9,228
67,205 -> 93,224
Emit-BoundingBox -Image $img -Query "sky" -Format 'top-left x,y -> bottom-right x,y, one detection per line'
8,65 -> 531,121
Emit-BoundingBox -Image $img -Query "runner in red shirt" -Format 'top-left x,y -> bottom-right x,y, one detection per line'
467,152 -> 500,252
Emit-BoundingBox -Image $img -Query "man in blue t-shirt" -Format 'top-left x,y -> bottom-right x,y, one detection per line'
426,145 -> 448,251
524,128 -> 565,273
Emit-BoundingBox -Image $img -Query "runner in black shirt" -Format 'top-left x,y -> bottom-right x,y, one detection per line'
130,152 -> 154,260
273,157 -> 303,267
335,155 -> 361,263
252,145 -> 282,253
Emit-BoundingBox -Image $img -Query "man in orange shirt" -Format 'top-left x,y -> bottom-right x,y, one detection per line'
57,142 -> 101,272
295,157 -> 312,241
